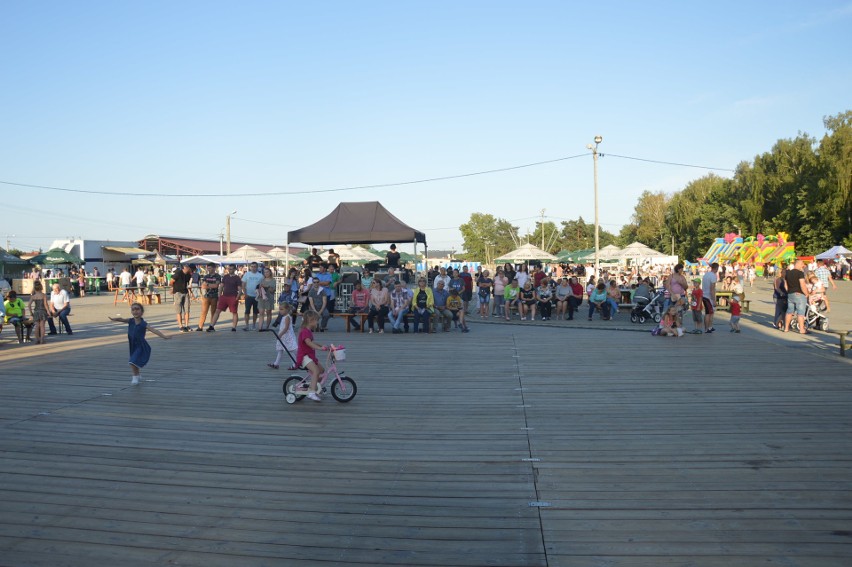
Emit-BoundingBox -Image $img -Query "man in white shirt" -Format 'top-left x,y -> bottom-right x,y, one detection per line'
241,262 -> 264,331
119,267 -> 133,289
432,267 -> 451,290
701,262 -> 719,333
47,283 -> 72,335
134,267 -> 147,288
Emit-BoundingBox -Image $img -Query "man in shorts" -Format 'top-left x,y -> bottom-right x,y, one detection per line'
171,264 -> 193,332
701,262 -> 718,333
783,259 -> 810,334
208,264 -> 241,332
196,263 -> 221,331
241,262 -> 264,331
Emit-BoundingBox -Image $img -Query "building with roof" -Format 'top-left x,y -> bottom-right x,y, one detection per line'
137,235 -> 304,258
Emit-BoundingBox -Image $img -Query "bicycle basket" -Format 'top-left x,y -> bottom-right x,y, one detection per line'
333,347 -> 347,361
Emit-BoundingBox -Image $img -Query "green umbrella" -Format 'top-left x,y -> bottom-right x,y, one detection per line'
0,248 -> 28,264
29,248 -> 82,266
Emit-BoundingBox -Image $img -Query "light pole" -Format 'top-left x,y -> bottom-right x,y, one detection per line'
5,234 -> 13,251
226,210 -> 237,255
587,135 -> 602,277
219,228 -> 225,256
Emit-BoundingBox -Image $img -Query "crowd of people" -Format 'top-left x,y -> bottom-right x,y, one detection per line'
3,250 -> 848,350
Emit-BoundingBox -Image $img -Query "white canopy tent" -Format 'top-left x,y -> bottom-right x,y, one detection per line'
816,245 -> 852,260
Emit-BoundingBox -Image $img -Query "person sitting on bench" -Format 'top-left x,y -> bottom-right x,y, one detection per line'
3,291 -> 34,343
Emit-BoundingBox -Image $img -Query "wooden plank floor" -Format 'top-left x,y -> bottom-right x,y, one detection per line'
1,289 -> 851,566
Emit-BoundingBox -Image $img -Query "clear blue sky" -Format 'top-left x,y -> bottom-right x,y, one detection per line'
2,0 -> 850,254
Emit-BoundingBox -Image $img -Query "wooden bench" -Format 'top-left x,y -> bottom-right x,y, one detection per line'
139,292 -> 162,305
332,312 -> 369,333
832,330 -> 851,357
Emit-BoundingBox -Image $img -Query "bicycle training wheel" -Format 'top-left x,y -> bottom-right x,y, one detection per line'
331,377 -> 357,403
283,376 -> 306,404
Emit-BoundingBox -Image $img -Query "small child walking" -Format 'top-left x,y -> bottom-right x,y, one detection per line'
297,310 -> 328,402
268,303 -> 298,370
109,302 -> 170,385
729,294 -> 742,333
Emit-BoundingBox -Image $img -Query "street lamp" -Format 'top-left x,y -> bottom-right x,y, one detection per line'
226,210 -> 237,255
586,135 -> 602,277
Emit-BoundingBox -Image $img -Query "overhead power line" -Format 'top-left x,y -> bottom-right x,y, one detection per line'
0,154 -> 587,198
0,151 -> 734,198
604,153 -> 735,172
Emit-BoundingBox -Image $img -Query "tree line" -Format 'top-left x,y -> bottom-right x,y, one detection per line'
460,110 -> 851,262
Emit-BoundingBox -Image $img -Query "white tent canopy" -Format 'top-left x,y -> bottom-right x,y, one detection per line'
816,245 -> 852,260
494,243 -> 558,262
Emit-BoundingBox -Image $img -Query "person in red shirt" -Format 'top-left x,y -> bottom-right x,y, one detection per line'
296,311 -> 328,401
346,280 -> 370,331
688,278 -> 704,334
567,277 -> 584,320
729,294 -> 742,333
208,264 -> 242,332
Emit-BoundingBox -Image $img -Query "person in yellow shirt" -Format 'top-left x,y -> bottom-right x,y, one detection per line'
446,288 -> 468,333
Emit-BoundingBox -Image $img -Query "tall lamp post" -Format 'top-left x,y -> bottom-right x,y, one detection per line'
586,135 -> 603,277
226,210 -> 237,255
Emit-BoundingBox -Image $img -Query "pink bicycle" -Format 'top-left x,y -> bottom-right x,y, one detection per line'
282,345 -> 357,404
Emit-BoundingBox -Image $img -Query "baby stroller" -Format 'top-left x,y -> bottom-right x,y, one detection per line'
791,299 -> 829,332
630,290 -> 665,324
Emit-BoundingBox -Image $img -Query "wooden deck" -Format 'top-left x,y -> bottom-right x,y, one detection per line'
1,289 -> 852,566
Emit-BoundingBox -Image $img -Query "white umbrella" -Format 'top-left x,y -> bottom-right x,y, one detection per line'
617,242 -> 666,259
223,245 -> 274,263
266,247 -> 291,260
322,245 -> 382,262
494,243 -> 557,262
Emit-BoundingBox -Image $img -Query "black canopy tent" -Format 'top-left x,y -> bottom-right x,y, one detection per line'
286,202 -> 427,267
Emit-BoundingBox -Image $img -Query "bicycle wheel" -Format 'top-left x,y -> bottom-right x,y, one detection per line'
283,376 -> 306,404
331,377 -> 357,402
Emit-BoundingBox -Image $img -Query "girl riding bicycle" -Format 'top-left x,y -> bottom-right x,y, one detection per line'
297,310 -> 328,402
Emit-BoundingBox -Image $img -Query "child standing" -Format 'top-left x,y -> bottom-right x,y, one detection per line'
28,281 -> 51,344
729,294 -> 742,333
109,303 -> 169,385
296,310 -> 328,401
269,303 -> 298,370
689,278 -> 704,334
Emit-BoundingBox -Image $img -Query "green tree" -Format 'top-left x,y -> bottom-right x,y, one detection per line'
819,111 -> 852,240
529,221 -> 562,253
666,174 -> 736,261
560,217 -> 617,251
629,190 -> 671,251
459,213 -> 519,262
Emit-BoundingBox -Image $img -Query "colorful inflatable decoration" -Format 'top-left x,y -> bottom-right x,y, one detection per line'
698,233 -> 796,274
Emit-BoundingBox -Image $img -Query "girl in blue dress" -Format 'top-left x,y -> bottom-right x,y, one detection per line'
109,302 -> 169,385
